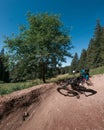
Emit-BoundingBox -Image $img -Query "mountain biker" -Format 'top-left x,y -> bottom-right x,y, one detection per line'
80,68 -> 90,82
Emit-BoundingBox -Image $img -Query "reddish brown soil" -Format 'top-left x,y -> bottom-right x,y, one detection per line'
0,74 -> 104,130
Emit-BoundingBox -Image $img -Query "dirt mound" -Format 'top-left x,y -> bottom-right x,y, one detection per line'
0,74 -> 104,130
0,83 -> 56,130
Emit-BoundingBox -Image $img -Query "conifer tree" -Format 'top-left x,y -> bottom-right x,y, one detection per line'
86,20 -> 104,68
86,38 -> 96,68
79,49 -> 87,69
93,20 -> 102,67
100,27 -> 104,65
70,52 -> 79,73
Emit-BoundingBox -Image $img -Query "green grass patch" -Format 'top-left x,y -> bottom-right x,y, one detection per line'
0,79 -> 43,96
90,66 -> 104,75
47,73 -> 71,82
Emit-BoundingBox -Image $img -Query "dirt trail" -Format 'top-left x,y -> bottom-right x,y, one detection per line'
0,74 -> 104,130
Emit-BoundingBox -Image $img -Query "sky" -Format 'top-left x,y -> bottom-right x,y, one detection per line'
0,0 -> 104,66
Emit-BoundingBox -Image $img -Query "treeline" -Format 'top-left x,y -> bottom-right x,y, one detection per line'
1,17 -> 104,83
70,20 -> 104,73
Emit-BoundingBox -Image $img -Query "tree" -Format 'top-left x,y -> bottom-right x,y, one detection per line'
70,52 -> 79,73
4,13 -> 72,83
79,49 -> 87,69
0,48 -> 10,82
0,50 -> 4,81
100,27 -> 104,65
86,20 -> 104,68
93,20 -> 102,67
86,38 -> 96,68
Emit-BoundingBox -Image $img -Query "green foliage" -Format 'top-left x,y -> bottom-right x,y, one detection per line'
0,88 -> 11,95
70,52 -> 79,73
0,79 -> 42,95
79,20 -> 104,69
87,20 -> 104,68
79,49 -> 87,69
86,38 -> 96,68
0,65 -> 104,96
0,48 -> 10,82
4,13 -> 72,83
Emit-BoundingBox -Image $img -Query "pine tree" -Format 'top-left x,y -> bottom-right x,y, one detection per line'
79,49 -> 87,69
86,20 -> 104,68
93,20 -> 102,67
86,38 -> 96,68
70,52 -> 79,73
99,27 -> 104,65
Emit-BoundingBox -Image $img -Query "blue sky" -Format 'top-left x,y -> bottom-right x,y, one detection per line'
0,0 -> 104,66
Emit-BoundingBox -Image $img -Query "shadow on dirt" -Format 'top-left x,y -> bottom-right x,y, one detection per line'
57,87 -> 79,97
57,85 -> 97,99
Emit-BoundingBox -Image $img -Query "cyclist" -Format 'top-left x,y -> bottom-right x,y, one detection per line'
80,68 -> 90,83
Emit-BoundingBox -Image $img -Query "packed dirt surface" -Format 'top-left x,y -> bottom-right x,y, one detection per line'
0,74 -> 104,130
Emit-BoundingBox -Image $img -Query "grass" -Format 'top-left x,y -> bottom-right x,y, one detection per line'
0,79 -> 43,95
48,73 -> 71,82
90,66 -> 104,75
0,66 -> 104,96
48,66 -> 104,83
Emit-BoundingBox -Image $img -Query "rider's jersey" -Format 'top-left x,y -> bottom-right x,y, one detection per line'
80,69 -> 89,81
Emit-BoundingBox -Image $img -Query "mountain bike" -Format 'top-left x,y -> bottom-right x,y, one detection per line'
57,77 -> 82,98
57,75 -> 97,98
